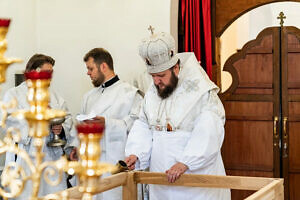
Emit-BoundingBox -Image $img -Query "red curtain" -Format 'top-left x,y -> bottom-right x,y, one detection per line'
181,0 -> 212,79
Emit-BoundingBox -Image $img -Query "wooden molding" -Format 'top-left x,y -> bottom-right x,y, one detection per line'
220,27 -> 276,99
215,0 -> 300,37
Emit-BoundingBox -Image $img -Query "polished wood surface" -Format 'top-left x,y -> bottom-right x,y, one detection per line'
223,120 -> 273,170
212,0 -> 300,87
289,173 -> 300,199
56,172 -> 283,200
55,173 -> 127,200
123,172 -> 137,200
282,26 -> 300,200
134,171 -> 275,190
226,169 -> 274,200
221,26 -> 300,200
220,27 -> 280,200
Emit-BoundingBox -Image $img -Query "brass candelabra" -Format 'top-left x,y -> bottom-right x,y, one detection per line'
65,123 -> 117,200
0,19 -> 21,83
0,18 -> 117,200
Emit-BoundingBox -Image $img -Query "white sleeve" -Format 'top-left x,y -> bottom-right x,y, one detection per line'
176,90 -> 225,171
125,101 -> 152,170
80,93 -> 89,115
100,92 -> 143,163
104,92 -> 143,134
3,89 -> 31,146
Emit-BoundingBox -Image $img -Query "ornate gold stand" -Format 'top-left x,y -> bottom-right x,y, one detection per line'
64,123 -> 116,200
0,19 -> 22,83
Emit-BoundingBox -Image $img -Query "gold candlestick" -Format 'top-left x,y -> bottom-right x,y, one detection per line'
64,123 -> 117,200
0,19 -> 22,83
9,71 -> 66,200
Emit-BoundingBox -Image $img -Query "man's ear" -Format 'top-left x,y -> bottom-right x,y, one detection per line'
173,64 -> 180,76
100,62 -> 107,72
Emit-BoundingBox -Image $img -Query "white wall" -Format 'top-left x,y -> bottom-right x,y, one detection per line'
36,0 -> 171,116
220,2 -> 300,92
0,0 -> 172,117
0,0 -> 172,167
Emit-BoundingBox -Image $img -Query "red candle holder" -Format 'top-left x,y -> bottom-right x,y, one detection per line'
24,70 -> 52,80
76,122 -> 105,134
0,19 -> 10,27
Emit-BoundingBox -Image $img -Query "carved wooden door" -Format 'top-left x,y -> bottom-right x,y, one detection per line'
220,26 -> 300,200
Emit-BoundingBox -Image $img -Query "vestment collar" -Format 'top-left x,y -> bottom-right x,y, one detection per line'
101,75 -> 119,88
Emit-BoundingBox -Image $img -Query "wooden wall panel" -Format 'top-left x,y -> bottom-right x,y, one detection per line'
288,89 -> 300,95
288,53 -> 300,88
286,32 -> 300,199
287,34 -> 300,51
226,169 -> 274,177
234,54 -> 273,87
223,120 -> 273,170
234,88 -> 273,95
288,101 -> 300,122
224,101 -> 273,119
289,102 -> 300,117
220,27 -> 280,200
288,122 -> 300,172
247,34 -> 273,53
289,174 -> 300,200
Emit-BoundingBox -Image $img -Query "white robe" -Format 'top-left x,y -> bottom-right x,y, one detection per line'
81,79 -> 142,200
132,69 -> 152,94
126,53 -> 231,200
2,82 -> 77,199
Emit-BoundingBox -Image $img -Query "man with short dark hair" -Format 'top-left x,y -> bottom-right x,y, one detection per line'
125,32 -> 231,200
79,48 -> 142,200
25,53 -> 55,72
2,54 -> 78,199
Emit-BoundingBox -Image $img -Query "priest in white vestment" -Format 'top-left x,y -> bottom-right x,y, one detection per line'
79,48 -> 142,200
2,54 -> 78,199
125,32 -> 231,200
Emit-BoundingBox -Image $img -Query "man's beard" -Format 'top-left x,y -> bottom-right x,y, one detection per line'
92,70 -> 105,87
155,71 -> 178,99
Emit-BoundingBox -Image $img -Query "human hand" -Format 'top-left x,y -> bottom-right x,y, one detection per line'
165,162 -> 188,183
124,155 -> 138,170
69,148 -> 78,161
51,124 -> 63,135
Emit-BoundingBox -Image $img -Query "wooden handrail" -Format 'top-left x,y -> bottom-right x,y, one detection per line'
53,171 -> 284,200
56,172 -> 127,200
134,171 -> 275,190
122,172 -> 137,200
245,179 -> 284,200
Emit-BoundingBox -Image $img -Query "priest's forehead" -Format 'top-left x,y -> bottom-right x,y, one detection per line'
40,63 -> 53,72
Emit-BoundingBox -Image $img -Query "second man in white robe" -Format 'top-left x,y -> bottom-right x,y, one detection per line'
79,48 -> 143,200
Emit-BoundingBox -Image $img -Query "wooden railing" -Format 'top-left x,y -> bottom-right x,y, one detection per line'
59,171 -> 284,200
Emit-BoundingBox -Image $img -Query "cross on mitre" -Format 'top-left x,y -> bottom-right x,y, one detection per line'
148,25 -> 155,35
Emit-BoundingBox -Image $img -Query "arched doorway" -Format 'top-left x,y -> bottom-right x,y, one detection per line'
215,1 -> 300,199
